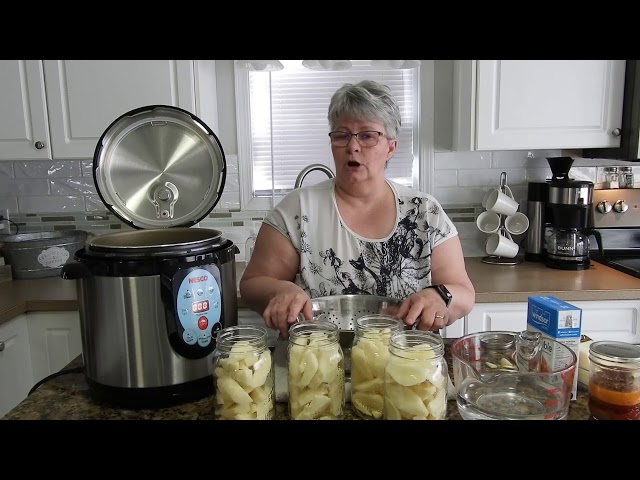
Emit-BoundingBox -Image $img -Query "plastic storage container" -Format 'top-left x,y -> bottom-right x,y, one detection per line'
287,321 -> 345,420
212,325 -> 275,420
588,341 -> 640,420
350,314 -> 404,420
383,330 -> 448,420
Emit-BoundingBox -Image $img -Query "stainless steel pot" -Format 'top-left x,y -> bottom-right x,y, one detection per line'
63,228 -> 238,407
62,105 -> 236,408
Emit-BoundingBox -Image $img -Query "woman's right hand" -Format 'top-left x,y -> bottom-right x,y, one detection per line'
262,283 -> 314,339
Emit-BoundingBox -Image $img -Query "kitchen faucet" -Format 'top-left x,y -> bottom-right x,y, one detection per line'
294,164 -> 335,189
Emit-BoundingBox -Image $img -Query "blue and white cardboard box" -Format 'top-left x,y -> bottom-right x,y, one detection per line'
527,295 -> 582,400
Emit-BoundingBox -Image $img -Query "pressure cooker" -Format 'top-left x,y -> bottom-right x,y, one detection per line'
62,105 -> 238,408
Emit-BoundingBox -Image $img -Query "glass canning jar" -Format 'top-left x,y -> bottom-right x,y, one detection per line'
603,166 -> 619,189
588,341 -> 640,420
351,314 -> 404,420
384,330 -> 448,420
619,166 -> 634,189
287,321 -> 345,420
212,325 -> 275,420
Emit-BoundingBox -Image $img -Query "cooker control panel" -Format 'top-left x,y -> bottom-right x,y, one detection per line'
174,265 -> 222,351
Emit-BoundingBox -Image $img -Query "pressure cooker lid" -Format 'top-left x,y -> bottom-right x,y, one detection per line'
93,105 -> 226,230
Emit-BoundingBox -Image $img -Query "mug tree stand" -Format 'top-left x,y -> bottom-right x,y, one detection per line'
481,172 -> 523,266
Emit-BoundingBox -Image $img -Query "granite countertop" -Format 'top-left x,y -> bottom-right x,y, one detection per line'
1,339 -> 592,420
3,257 -> 640,327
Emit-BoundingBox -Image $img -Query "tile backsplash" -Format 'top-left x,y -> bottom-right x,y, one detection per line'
1,150 -> 635,260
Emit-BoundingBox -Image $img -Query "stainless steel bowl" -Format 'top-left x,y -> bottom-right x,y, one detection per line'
310,294 -> 403,331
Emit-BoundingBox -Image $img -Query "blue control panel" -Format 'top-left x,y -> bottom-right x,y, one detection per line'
175,266 -> 222,348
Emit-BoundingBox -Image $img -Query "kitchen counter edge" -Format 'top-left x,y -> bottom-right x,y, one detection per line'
3,257 -> 640,327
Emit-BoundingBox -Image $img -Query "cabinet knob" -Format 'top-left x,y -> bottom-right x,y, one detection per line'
35,141 -> 45,149
0,341 -> 4,352
612,128 -> 622,137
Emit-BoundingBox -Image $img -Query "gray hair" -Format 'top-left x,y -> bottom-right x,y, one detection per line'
327,80 -> 401,140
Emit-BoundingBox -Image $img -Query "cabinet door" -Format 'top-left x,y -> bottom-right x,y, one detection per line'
465,302 -> 528,334
572,300 -> 640,344
27,311 -> 82,385
0,60 -> 52,160
454,60 -> 626,151
0,315 -> 34,418
466,300 -> 640,344
476,60 -> 625,150
43,60 -> 196,159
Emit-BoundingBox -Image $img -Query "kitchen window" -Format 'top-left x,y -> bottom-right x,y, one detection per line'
234,60 -> 423,210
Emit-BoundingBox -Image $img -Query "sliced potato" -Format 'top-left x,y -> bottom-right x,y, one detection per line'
295,395 -> 331,420
385,384 -> 429,417
217,376 -> 253,407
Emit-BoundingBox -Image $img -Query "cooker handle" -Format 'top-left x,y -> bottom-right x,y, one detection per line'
61,262 -> 92,279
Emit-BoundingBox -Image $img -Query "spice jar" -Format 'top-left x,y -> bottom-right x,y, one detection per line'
588,341 -> 640,420
287,321 -> 345,420
603,166 -> 620,189
619,166 -> 634,189
351,314 -> 404,420
384,330 -> 448,420
212,325 -> 275,420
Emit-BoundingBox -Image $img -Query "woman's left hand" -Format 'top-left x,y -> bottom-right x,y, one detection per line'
395,290 -> 448,331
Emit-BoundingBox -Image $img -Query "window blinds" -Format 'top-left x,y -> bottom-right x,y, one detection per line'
248,60 -> 419,197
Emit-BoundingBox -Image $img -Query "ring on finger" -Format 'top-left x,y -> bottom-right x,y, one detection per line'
434,314 -> 444,319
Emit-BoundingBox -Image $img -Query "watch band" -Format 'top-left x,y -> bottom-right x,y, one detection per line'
427,284 -> 452,308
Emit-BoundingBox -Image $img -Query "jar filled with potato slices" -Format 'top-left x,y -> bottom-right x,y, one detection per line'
384,330 -> 447,420
351,314 -> 404,420
212,325 -> 275,420
287,321 -> 345,420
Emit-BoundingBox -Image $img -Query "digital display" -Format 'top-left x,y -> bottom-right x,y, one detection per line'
192,300 -> 209,314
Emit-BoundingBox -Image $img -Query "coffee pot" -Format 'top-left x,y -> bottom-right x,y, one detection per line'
543,157 -> 602,270
545,227 -> 603,270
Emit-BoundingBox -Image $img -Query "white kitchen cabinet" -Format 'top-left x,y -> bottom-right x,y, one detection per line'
466,299 -> 640,344
453,60 -> 626,151
27,311 -> 82,385
0,314 -> 34,418
0,60 -> 219,160
0,60 -> 51,160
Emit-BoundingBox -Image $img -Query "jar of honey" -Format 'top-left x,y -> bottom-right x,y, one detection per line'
588,341 -> 640,420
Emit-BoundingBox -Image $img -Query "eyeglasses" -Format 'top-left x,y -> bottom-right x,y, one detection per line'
328,131 -> 386,148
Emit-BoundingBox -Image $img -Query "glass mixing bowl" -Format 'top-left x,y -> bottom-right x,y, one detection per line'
451,331 -> 577,420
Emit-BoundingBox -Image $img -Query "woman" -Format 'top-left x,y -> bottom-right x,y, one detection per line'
240,79 -> 475,338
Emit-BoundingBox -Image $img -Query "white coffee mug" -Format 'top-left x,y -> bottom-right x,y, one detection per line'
486,186 -> 518,217
476,211 -> 501,234
505,212 -> 530,235
486,230 -> 519,258
481,187 -> 500,209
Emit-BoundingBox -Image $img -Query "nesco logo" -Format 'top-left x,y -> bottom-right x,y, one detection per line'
189,276 -> 208,283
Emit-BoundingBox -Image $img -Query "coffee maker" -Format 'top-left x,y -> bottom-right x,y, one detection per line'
544,157 -> 602,270
524,181 -> 550,262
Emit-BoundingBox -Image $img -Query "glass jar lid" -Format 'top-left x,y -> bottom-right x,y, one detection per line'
603,166 -> 619,173
480,333 -> 515,350
589,341 -> 640,365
